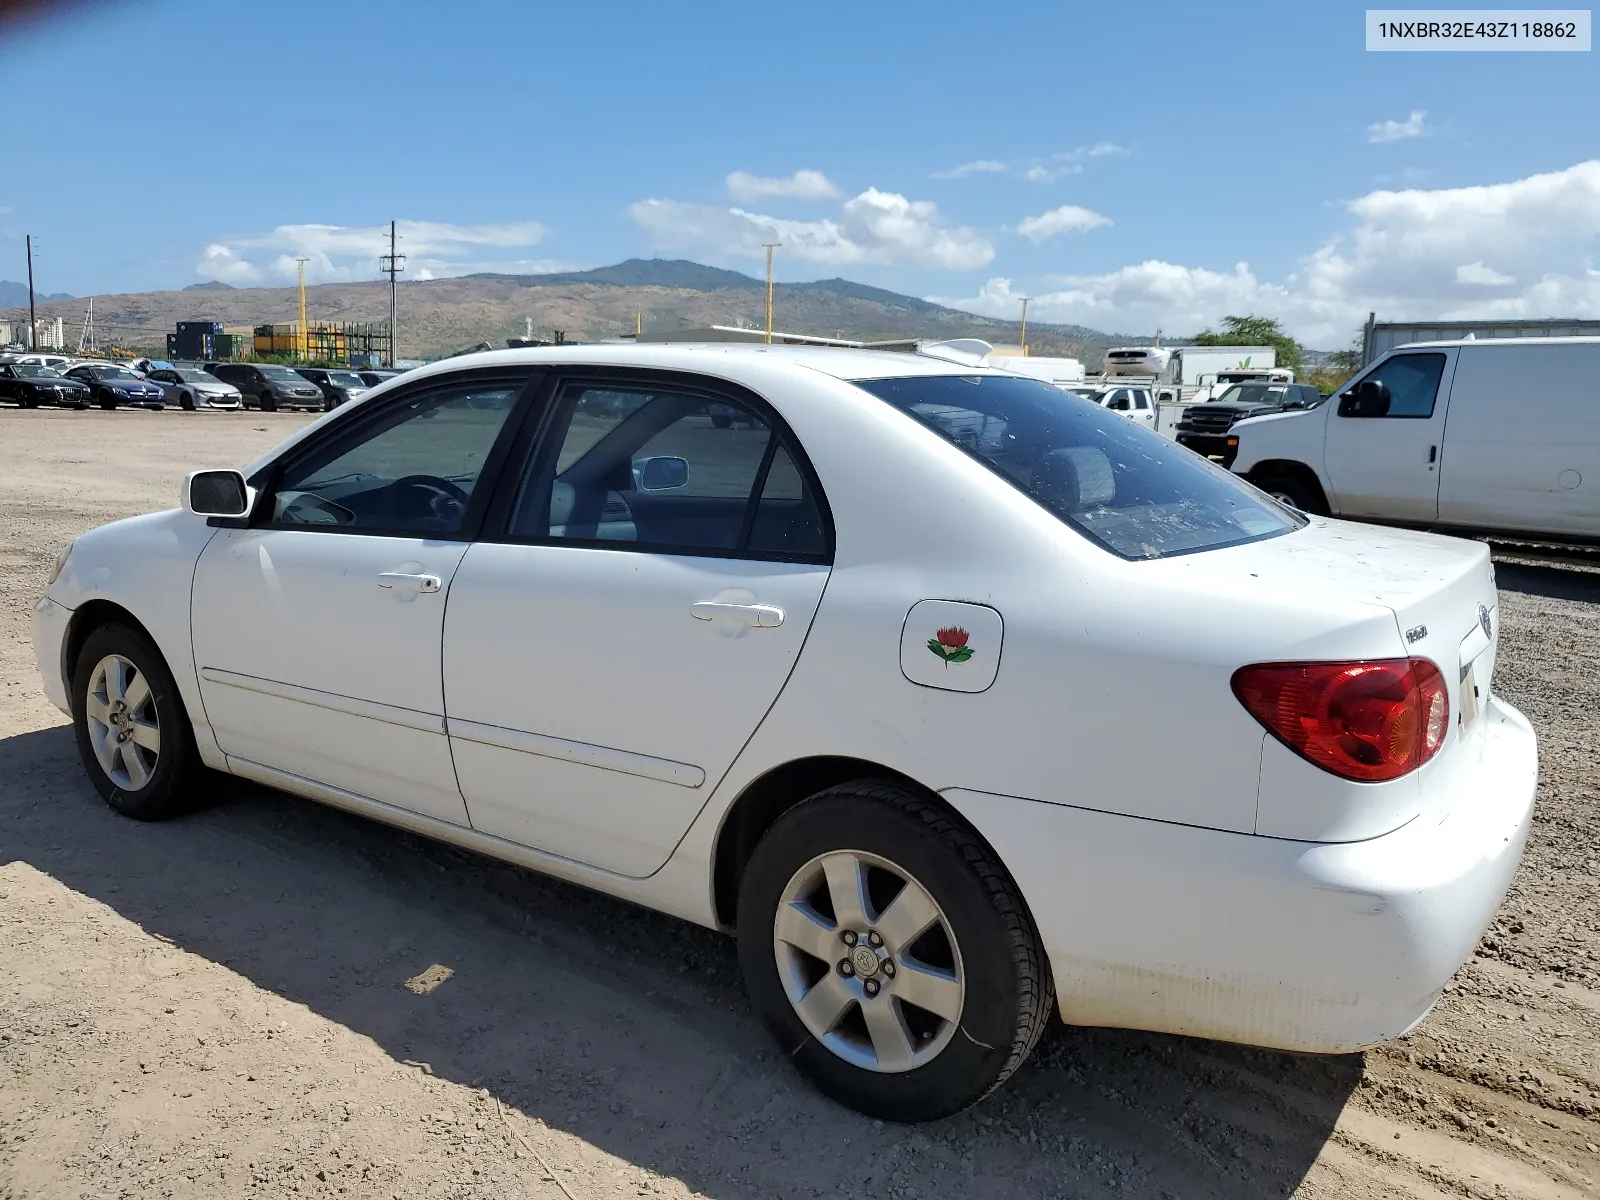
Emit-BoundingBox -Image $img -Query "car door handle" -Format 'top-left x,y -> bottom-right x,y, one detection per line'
690,601 -> 784,628
377,572 -> 441,593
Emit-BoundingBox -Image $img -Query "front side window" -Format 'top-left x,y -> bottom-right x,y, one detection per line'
855,374 -> 1301,560
509,382 -> 829,560
267,379 -> 523,535
1349,353 -> 1447,419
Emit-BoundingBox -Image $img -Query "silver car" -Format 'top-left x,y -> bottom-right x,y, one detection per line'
147,368 -> 243,411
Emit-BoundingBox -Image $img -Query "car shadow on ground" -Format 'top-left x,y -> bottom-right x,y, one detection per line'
1,723 -> 1360,1198
1494,560 -> 1600,604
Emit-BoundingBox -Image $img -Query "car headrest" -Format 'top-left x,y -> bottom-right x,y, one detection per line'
1030,446 -> 1116,511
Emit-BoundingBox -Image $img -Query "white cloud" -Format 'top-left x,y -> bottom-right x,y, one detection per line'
933,143 -> 1129,183
1455,261 -> 1514,286
1368,110 -> 1428,143
725,169 -> 842,202
931,160 -> 1600,346
931,160 -> 1007,181
1016,204 -> 1112,243
194,219 -> 553,284
630,187 -> 994,270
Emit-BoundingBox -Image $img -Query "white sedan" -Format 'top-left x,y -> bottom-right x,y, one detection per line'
34,344 -> 1536,1122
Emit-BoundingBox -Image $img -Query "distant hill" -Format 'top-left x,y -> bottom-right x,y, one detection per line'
0,281 -> 73,307
486,259 -> 763,291
0,260 -> 1149,363
183,281 -> 235,291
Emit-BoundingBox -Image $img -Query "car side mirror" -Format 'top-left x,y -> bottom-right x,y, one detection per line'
1337,379 -> 1391,418
183,469 -> 251,518
632,455 -> 690,492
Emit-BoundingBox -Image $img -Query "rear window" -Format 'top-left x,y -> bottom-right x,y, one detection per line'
854,374 -> 1302,560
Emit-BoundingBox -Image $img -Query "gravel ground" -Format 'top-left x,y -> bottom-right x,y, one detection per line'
0,408 -> 1596,1200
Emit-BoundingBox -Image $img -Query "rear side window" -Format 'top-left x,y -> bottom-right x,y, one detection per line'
854,374 -> 1302,560
508,382 -> 830,561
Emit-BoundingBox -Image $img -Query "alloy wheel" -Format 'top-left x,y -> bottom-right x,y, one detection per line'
773,850 -> 965,1073
84,653 -> 161,790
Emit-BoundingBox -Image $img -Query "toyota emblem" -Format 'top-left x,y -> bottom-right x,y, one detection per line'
1478,604 -> 1493,640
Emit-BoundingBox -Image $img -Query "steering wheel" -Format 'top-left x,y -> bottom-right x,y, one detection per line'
390,474 -> 471,528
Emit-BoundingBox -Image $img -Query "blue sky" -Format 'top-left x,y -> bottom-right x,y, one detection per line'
3,0 -> 1598,345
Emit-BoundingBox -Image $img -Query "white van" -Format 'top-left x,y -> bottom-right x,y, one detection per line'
1230,337 -> 1600,542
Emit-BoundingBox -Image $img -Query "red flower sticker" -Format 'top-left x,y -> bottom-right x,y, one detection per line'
927,625 -> 974,666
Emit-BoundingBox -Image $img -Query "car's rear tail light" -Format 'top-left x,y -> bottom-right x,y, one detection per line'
1231,658 -> 1448,782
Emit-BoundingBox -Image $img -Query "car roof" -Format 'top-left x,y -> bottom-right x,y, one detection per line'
1395,336 -> 1600,350
393,343 -> 1009,390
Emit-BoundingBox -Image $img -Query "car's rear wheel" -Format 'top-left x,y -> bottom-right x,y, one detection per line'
737,781 -> 1053,1122
71,623 -> 202,821
260,391 -> 277,412
1254,470 -> 1328,515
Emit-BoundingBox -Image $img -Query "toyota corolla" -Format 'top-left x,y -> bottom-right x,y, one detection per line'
34,344 -> 1536,1122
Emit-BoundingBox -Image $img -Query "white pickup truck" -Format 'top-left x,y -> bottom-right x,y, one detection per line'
1230,337 -> 1600,543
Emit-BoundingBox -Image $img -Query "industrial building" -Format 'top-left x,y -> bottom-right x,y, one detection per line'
1361,313 -> 1600,365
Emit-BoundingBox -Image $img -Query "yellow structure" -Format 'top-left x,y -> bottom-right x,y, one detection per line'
295,258 -> 310,360
253,323 -> 347,360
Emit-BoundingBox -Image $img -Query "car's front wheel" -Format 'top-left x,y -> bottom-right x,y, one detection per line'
260,391 -> 277,412
737,781 -> 1053,1122
179,391 -> 195,411
71,623 -> 202,821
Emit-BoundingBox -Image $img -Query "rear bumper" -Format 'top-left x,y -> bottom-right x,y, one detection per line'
32,595 -> 72,717
944,696 -> 1536,1053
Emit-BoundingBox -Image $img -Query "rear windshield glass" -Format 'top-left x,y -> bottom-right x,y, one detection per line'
853,374 -> 1302,560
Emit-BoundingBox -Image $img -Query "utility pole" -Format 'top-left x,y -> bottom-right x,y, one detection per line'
295,258 -> 310,361
26,235 -> 38,352
379,220 -> 405,367
1018,296 -> 1030,356
762,243 -> 780,344
77,297 -> 94,353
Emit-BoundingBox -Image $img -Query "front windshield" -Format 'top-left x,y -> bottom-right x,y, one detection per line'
854,374 -> 1302,560
93,367 -> 142,381
176,369 -> 218,382
326,371 -> 365,387
258,365 -> 303,381
1213,385 -> 1276,405
16,364 -> 62,378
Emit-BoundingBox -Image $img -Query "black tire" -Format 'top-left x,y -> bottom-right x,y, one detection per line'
1254,470 -> 1328,515
180,391 -> 195,411
711,413 -> 733,429
260,391 -> 277,413
737,782 -> 1053,1122
70,622 -> 203,821
97,391 -> 117,410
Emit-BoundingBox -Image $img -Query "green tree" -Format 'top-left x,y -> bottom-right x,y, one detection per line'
1189,315 -> 1304,373
1303,328 -> 1365,396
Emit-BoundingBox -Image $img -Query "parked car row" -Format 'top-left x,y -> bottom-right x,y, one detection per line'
0,354 -> 412,412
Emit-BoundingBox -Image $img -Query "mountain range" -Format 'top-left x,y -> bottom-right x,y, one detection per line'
0,281 -> 74,308
0,259 -> 1147,362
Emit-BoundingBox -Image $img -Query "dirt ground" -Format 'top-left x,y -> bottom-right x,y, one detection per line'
1,407 -> 1597,1200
